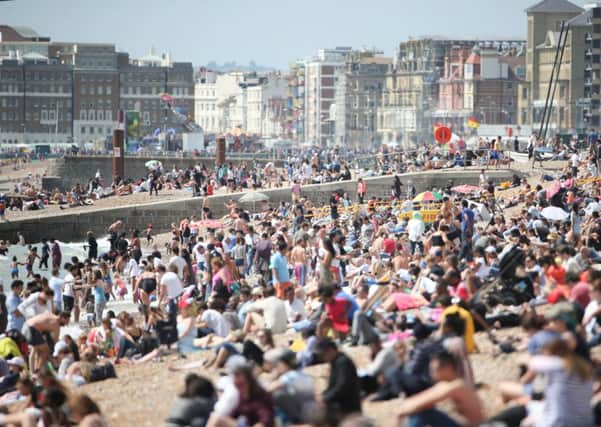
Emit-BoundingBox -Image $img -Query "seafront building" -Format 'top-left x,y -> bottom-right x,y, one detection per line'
518,0 -> 601,133
0,25 -> 194,148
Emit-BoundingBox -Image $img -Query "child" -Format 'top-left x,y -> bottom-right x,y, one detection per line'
232,237 -> 246,275
24,247 -> 38,279
10,256 -> 21,279
85,295 -> 95,328
145,224 -> 154,246
114,274 -> 127,300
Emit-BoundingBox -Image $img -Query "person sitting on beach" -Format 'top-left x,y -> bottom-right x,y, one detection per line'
396,349 -> 484,427
206,363 -> 275,427
166,374 -> 216,427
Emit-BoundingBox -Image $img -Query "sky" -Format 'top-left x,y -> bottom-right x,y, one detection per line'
0,0 -> 587,68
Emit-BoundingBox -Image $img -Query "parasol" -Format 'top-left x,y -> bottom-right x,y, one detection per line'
239,191 -> 270,213
239,192 -> 270,204
451,184 -> 481,194
413,191 -> 442,203
541,206 -> 569,221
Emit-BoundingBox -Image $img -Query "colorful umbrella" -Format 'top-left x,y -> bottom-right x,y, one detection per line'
190,219 -> 224,229
413,191 -> 442,202
451,184 -> 481,194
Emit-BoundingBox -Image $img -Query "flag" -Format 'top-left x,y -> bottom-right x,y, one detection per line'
468,117 -> 479,129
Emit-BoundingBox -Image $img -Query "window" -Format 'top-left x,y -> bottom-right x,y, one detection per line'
522,87 -> 528,99
81,126 -> 86,134
106,86 -> 111,95
88,110 -> 95,121
105,109 -> 112,120
81,85 -> 87,95
143,111 -> 150,124
97,110 -> 104,121
90,127 -> 94,134
560,85 -> 566,98
594,39 -> 601,49
97,86 -> 103,95
49,110 -> 55,121
80,110 -> 87,120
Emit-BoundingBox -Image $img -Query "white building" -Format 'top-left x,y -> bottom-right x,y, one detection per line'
304,47 -> 352,145
194,71 -> 285,136
194,71 -> 244,133
245,74 -> 286,136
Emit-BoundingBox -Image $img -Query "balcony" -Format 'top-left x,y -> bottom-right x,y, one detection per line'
586,63 -> 594,71
587,33 -> 593,43
586,79 -> 594,86
587,49 -> 594,57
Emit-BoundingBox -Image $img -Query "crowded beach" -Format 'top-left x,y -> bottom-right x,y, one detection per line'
0,136 -> 600,426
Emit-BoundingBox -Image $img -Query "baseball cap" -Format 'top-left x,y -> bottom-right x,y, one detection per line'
7,356 -> 25,369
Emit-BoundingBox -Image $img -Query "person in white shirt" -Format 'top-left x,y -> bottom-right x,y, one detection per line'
48,269 -> 65,312
125,256 -> 141,286
198,300 -> 230,338
284,287 -> 306,324
243,286 -> 288,334
17,288 -> 53,319
571,152 -> 580,177
407,212 -> 425,255
158,264 -> 184,311
168,246 -> 187,280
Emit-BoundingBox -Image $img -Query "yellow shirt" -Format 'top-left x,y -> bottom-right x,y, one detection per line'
0,337 -> 22,360
441,305 -> 476,353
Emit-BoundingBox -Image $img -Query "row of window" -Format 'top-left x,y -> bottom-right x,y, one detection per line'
80,85 -> 112,96
198,103 -> 216,111
197,89 -> 216,97
0,98 -> 18,107
80,126 -> 113,136
79,110 -> 114,121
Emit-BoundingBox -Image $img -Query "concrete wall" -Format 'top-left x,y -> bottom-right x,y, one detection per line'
42,155 -> 283,191
4,169 -> 518,243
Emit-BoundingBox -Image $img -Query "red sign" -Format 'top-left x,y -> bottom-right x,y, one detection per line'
435,126 -> 452,144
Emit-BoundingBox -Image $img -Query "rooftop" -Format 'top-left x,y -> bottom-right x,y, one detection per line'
525,0 -> 584,14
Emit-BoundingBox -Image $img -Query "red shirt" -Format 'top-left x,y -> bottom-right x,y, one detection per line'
326,297 -> 350,333
383,238 -> 395,255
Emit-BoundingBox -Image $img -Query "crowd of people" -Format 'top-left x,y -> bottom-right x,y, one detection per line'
5,141 -> 601,425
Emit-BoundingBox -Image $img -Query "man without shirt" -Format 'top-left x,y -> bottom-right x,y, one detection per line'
396,350 -> 484,427
23,311 -> 70,373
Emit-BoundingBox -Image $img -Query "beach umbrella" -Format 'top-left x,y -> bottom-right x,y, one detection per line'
413,191 -> 442,203
541,206 -> 569,221
190,219 -> 224,229
239,191 -> 270,212
451,184 -> 481,194
145,160 -> 160,169
239,192 -> 270,204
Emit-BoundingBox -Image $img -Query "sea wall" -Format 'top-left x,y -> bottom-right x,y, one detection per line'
3,169 -> 518,242
42,155 -> 283,192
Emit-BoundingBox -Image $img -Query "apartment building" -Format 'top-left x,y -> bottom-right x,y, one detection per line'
518,0 -> 588,132
304,47 -> 352,146
0,26 -> 196,147
334,51 -> 391,149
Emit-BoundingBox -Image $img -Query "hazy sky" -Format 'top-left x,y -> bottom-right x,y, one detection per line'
1,0 -> 586,68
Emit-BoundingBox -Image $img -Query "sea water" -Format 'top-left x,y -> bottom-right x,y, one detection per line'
1,237 -> 136,337
0,237 -> 112,285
